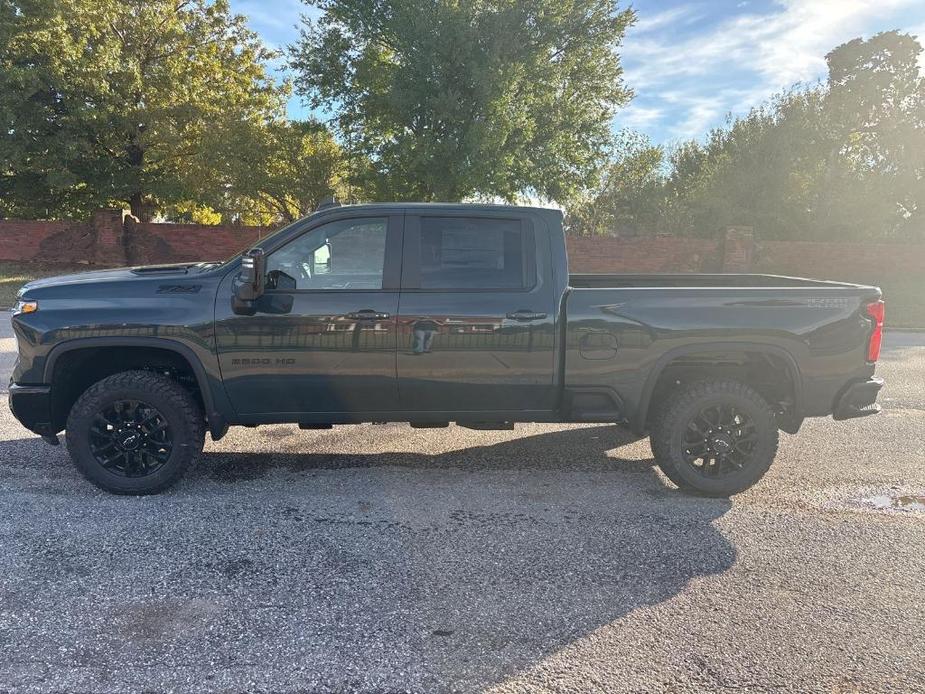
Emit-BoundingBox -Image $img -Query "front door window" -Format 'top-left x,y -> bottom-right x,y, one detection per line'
266,217 -> 388,291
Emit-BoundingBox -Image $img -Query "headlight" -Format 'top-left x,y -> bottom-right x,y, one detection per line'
12,299 -> 38,316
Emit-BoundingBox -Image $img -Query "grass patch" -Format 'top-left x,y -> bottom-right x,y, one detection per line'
0,261 -> 96,308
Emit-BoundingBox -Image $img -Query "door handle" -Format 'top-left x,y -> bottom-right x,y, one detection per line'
346,309 -> 390,320
506,310 -> 547,321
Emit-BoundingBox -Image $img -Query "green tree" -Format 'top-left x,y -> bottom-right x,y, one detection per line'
817,31 -> 925,239
569,30 -> 925,242
182,118 -> 347,225
0,0 -> 283,220
566,130 -> 665,236
290,0 -> 635,203
660,89 -> 831,239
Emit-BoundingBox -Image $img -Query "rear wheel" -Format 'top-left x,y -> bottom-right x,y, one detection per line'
65,370 -> 204,494
650,379 -> 779,497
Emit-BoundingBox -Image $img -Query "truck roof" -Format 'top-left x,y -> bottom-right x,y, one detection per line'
315,201 -> 563,216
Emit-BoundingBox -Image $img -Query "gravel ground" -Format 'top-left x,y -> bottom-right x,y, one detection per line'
0,325 -> 923,693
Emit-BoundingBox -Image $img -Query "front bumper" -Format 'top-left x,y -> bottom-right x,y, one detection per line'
833,377 -> 884,421
8,383 -> 56,435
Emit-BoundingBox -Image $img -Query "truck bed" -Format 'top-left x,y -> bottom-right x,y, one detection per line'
563,274 -> 882,431
569,273 -> 869,289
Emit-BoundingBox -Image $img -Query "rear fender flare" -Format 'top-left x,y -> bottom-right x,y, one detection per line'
633,341 -> 803,434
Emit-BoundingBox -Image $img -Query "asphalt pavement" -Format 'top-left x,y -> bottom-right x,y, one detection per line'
0,321 -> 923,693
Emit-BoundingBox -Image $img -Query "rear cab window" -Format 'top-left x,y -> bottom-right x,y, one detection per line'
407,215 -> 537,290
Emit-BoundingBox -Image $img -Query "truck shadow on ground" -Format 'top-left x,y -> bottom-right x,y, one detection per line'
201,423 -> 658,481
1,425 -> 735,691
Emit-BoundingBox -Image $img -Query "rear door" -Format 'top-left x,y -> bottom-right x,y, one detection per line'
396,211 -> 558,414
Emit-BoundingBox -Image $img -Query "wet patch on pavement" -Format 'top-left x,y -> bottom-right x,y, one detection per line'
861,492 -> 925,512
817,486 -> 925,516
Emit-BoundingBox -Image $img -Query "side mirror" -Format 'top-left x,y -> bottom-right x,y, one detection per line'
232,247 -> 266,315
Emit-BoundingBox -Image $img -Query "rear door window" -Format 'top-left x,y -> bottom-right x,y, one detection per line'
418,217 -> 535,290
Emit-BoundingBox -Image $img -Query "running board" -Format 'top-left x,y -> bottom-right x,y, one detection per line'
457,421 -> 515,431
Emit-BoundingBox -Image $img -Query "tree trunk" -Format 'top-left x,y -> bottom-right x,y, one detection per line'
128,191 -> 149,221
126,141 -> 150,221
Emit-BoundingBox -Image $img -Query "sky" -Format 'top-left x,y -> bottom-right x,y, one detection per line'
230,0 -> 925,145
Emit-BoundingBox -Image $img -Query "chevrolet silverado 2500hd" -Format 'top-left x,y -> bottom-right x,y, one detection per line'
9,202 -> 885,495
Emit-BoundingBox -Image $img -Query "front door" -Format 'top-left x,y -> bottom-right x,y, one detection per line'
215,214 -> 403,417
396,212 -> 558,414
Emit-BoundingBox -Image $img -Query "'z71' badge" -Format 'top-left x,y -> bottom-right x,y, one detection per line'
156,284 -> 202,294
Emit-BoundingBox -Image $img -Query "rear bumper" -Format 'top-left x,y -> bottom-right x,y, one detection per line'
833,377 -> 884,421
8,383 -> 56,435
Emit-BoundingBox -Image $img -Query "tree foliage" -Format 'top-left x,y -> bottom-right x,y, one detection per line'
569,31 -> 925,241
566,130 -> 664,236
290,0 -> 635,203
180,119 -> 346,225
0,0 -> 343,222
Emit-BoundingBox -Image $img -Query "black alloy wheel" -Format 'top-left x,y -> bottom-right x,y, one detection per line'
650,379 -> 779,497
66,370 -> 204,494
680,403 -> 758,478
88,399 -> 173,477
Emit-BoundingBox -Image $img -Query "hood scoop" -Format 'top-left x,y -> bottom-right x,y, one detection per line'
130,263 -> 194,275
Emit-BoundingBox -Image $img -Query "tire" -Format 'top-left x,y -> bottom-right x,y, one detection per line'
65,370 -> 205,495
650,379 -> 779,497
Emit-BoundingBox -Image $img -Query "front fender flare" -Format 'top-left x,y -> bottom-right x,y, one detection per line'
43,336 -> 228,440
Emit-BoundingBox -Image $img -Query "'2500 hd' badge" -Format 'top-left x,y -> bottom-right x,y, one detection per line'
231,358 -> 296,366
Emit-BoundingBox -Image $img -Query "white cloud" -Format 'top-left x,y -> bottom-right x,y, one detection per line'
229,0 -> 312,43
614,104 -> 665,130
627,0 -> 920,88
660,85 -> 777,140
631,6 -> 701,35
665,97 -> 725,140
621,0 -> 925,140
912,24 -> 925,71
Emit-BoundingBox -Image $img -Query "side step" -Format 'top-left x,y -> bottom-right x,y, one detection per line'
457,421 -> 515,431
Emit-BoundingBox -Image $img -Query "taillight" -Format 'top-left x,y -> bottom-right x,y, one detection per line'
865,300 -> 884,362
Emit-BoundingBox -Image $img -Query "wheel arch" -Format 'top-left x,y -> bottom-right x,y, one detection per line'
44,337 -> 226,439
633,341 -> 804,434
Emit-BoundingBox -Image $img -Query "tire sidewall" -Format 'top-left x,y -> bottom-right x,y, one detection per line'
662,388 -> 778,496
66,379 -> 200,494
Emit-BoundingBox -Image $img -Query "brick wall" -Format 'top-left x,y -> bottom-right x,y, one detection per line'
755,240 -> 925,280
0,211 -> 922,285
566,235 -> 721,273
0,210 -> 270,266
125,220 -> 268,265
0,218 -> 95,263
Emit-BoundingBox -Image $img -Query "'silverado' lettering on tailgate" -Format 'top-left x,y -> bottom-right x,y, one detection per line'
805,297 -> 853,309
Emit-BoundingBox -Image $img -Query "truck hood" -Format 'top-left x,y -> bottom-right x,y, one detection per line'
18,263 -> 214,297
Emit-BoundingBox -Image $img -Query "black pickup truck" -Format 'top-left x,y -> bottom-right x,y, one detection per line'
9,202 -> 884,496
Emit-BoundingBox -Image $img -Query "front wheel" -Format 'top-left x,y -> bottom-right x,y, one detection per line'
65,370 -> 205,495
650,379 -> 779,497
